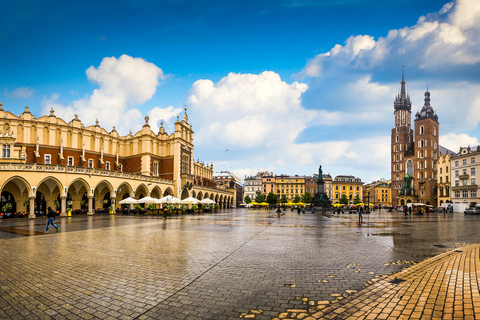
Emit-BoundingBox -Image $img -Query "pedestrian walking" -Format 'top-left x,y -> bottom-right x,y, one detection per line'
408,206 -> 412,216
358,206 -> 363,222
45,206 -> 59,233
403,206 -> 407,217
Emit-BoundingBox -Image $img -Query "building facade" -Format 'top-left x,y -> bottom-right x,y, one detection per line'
391,69 -> 439,206
244,173 -> 265,202
364,180 -> 391,207
332,175 -> 363,204
262,173 -> 275,198
437,151 -> 452,206
450,146 -> 480,207
213,171 -> 243,206
0,104 -> 234,218
275,175 -> 305,202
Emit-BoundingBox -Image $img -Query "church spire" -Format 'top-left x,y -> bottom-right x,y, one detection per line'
394,65 -> 411,112
400,65 -> 406,100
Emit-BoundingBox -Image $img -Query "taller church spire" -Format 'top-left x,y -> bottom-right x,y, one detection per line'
394,65 -> 412,112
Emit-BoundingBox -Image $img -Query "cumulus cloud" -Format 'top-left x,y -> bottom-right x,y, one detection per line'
296,0 -> 480,80
440,133 -> 479,153
42,54 -> 169,134
5,86 -> 34,99
187,71 -> 310,149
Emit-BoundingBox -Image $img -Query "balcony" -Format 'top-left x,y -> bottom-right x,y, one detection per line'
459,174 -> 469,180
0,162 -> 174,184
452,184 -> 477,191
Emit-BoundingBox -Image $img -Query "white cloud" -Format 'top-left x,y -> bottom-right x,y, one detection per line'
42,54 -> 167,134
148,106 -> 183,133
5,86 -> 34,99
440,133 -> 479,152
187,71 -> 311,149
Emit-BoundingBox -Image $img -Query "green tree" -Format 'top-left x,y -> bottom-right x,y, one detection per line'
279,195 -> 287,204
293,195 -> 301,203
339,194 -> 349,205
254,192 -> 265,203
244,195 -> 252,204
302,192 -> 312,204
266,192 -> 278,205
353,195 -> 361,205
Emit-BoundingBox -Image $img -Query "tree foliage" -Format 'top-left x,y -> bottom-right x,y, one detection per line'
266,192 -> 278,205
244,195 -> 252,204
293,195 -> 301,203
353,195 -> 361,205
302,192 -> 312,204
339,194 -> 349,205
279,195 -> 287,204
254,192 -> 265,203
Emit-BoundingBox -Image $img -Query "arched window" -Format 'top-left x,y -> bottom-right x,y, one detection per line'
433,126 -> 436,136
420,125 -> 424,134
407,159 -> 413,176
396,135 -> 399,142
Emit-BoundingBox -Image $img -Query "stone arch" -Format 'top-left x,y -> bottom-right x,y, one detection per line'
67,178 -> 91,211
117,182 -> 133,199
30,125 -> 37,143
135,184 -> 149,199
1,176 -> 31,214
197,191 -> 203,200
93,180 -> 114,211
192,190 -> 196,198
36,177 -> 64,213
210,193 -> 214,200
163,187 -> 174,196
150,186 -> 162,199
219,195 -> 224,207
67,130 -> 73,147
180,188 -> 189,200
215,194 -> 219,203
43,126 -> 49,144
204,192 -> 209,199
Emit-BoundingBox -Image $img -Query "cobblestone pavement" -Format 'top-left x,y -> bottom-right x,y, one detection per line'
1,209 -> 479,319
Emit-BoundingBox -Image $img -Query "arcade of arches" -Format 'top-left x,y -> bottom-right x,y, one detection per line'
0,171 -> 235,218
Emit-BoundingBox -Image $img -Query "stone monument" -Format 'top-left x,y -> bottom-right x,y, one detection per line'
312,165 -> 331,212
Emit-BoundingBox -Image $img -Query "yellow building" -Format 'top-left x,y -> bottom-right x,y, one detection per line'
0,103 -> 234,218
437,151 -> 452,207
332,175 -> 363,204
275,175 -> 305,201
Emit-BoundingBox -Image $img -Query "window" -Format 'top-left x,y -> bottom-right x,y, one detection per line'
463,190 -> 469,198
153,162 -> 158,176
446,167 -> 449,173
2,145 -> 10,158
455,190 -> 460,198
440,168 -> 442,174
45,154 -> 51,164
472,168 -> 476,175
106,162 -> 110,171
463,159 -> 467,165
88,159 -> 93,168
472,158 -> 476,164
472,190 -> 477,198
68,157 -> 74,166
463,180 -> 467,186
446,176 -> 449,182
455,180 -> 459,187
119,164 -> 123,172
463,169 -> 467,175
471,178 -> 476,185
455,170 -> 459,178
440,177 -> 443,183
455,161 -> 459,167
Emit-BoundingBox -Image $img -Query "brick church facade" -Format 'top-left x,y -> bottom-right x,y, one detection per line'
391,68 -> 439,206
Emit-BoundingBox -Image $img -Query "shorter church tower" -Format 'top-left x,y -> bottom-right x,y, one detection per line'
413,88 -> 439,205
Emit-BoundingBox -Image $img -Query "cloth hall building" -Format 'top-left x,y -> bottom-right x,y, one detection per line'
0,103 -> 235,218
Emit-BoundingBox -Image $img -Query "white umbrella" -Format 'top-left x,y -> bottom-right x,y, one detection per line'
137,196 -> 158,204
158,195 -> 181,204
181,197 -> 200,205
201,198 -> 216,204
119,197 -> 138,204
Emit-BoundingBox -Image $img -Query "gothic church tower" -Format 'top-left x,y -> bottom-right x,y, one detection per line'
391,67 -> 414,204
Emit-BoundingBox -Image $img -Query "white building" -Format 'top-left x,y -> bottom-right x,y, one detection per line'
451,146 -> 479,211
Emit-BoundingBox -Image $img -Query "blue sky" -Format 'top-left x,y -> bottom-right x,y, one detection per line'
1,0 -> 479,183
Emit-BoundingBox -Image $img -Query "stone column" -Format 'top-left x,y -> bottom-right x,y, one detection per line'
28,197 -> 36,219
87,196 -> 94,215
110,197 -> 116,214
60,196 -> 67,216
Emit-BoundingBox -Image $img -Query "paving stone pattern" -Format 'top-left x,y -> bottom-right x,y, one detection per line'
1,210 -> 480,319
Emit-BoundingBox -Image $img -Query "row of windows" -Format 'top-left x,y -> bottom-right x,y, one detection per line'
454,190 -> 477,198
455,168 -> 476,177
335,185 -> 360,191
276,189 -> 303,194
455,158 -> 476,166
454,179 -> 476,187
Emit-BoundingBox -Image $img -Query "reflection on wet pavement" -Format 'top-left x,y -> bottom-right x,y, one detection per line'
1,209 -> 480,319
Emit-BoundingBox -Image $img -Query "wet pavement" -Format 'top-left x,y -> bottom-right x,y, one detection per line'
0,209 -> 479,319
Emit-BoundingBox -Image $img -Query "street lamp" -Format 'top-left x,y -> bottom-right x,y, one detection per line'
367,191 -> 370,212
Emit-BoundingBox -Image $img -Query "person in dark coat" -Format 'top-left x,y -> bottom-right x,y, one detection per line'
45,206 -> 59,233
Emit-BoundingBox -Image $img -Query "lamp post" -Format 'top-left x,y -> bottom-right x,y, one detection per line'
367,191 -> 370,213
